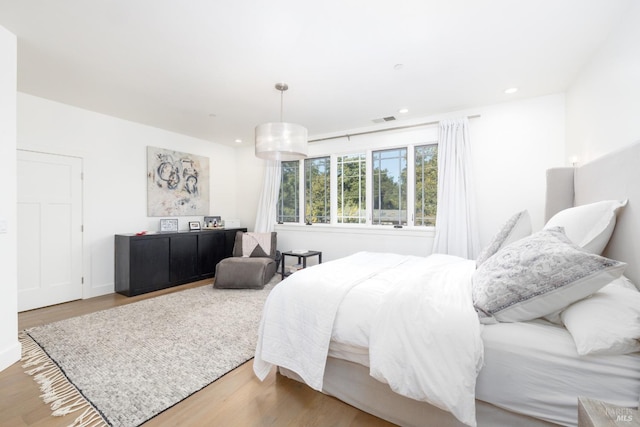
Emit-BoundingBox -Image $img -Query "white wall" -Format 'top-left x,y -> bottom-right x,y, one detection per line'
472,94 -> 566,243
566,1 -> 640,163
236,94 -> 566,261
0,25 -> 20,372
235,145 -> 264,230
17,94 -> 239,298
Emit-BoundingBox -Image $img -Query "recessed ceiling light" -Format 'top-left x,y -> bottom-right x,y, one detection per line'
234,139 -> 242,144
398,108 -> 409,114
504,87 -> 518,94
393,64 -> 404,70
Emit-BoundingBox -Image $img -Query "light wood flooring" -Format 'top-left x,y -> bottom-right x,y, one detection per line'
0,280 -> 394,427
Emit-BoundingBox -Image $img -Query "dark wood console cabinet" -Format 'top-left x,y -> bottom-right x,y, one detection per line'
115,228 -> 246,296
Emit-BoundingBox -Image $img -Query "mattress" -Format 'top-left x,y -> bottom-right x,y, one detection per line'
328,319 -> 640,427
476,319 -> 640,426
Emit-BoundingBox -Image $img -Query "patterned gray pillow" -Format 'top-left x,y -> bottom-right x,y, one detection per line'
472,227 -> 626,323
476,210 -> 531,267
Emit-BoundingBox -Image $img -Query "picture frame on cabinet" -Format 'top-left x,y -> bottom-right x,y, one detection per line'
159,218 -> 178,232
204,215 -> 221,228
188,221 -> 201,231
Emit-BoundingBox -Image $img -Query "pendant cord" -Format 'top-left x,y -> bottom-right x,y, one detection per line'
280,89 -> 284,122
274,82 -> 289,123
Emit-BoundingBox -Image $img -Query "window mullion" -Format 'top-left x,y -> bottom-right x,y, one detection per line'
298,159 -> 305,224
407,145 -> 415,227
365,150 -> 373,225
336,157 -> 342,224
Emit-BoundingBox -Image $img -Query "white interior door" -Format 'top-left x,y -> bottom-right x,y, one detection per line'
17,150 -> 83,312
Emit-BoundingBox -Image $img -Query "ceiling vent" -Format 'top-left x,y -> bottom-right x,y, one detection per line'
372,116 -> 396,124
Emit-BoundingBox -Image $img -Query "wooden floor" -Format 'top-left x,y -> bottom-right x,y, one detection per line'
0,280 -> 395,427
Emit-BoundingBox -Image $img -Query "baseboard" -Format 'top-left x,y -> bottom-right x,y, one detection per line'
0,339 -> 21,372
85,282 -> 114,299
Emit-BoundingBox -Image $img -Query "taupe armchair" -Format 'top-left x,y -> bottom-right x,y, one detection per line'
214,231 -> 278,289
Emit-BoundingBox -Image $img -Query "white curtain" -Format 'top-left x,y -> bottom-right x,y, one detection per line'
254,160 -> 282,232
432,117 -> 480,259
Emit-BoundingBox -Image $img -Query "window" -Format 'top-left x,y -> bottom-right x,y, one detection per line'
337,153 -> 366,224
414,144 -> 438,226
277,160 -> 300,223
278,143 -> 437,227
372,148 -> 407,225
304,157 -> 330,224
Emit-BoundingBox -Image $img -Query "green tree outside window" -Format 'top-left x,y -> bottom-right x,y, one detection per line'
277,160 -> 300,223
337,153 -> 366,224
415,144 -> 438,226
304,157 -> 330,223
372,148 -> 407,225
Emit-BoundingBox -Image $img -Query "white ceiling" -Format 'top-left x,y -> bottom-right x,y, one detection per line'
0,0 -> 632,146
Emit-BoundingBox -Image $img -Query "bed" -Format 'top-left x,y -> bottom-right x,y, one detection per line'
254,141 -> 640,427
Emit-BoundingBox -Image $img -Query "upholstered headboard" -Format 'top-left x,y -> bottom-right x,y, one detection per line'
546,141 -> 640,287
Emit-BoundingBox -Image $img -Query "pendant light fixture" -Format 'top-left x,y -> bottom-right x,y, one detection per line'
255,83 -> 308,160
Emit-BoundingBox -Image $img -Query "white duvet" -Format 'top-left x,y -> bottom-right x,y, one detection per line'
254,251 -> 484,427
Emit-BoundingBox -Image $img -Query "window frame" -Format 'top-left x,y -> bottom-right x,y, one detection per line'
414,143 -> 438,227
277,140 -> 437,228
304,156 -> 331,224
335,152 -> 367,224
371,147 -> 409,226
277,160 -> 301,224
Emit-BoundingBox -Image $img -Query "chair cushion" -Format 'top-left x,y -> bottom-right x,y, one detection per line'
214,257 -> 276,289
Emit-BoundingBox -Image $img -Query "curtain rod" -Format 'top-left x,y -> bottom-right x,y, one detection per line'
308,114 -> 481,143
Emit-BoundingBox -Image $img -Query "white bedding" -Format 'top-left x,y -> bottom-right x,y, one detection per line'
477,320 -> 640,427
328,321 -> 640,427
254,251 -> 483,427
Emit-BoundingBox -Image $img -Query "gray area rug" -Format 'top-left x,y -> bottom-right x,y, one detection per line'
20,279 -> 277,427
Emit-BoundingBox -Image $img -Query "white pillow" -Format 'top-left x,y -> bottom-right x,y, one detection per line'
472,227 -> 626,324
544,200 -> 627,254
562,278 -> 640,356
476,210 -> 531,267
543,275 -> 637,324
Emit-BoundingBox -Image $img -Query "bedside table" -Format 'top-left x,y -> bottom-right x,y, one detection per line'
280,250 -> 322,279
578,397 -> 639,426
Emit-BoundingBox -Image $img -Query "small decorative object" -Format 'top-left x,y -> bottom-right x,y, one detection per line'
159,218 -> 178,232
188,221 -> 201,231
204,216 -> 221,228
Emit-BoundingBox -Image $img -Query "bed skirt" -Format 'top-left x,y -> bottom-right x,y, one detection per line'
278,357 -> 560,427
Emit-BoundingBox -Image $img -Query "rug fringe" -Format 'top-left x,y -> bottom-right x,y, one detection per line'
19,332 -> 108,427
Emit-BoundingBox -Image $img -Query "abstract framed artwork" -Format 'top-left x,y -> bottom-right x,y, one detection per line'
147,146 -> 210,216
